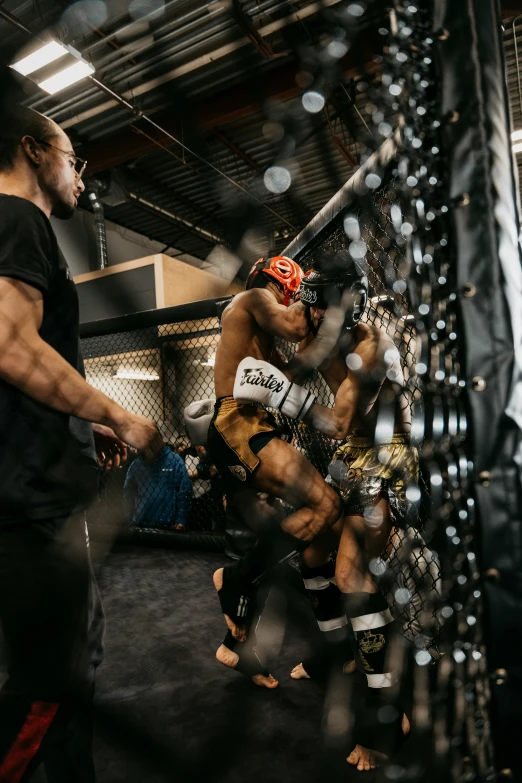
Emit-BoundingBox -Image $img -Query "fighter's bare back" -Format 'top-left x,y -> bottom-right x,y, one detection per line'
214,288 -> 308,399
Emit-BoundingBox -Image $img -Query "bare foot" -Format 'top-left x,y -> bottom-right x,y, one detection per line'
290,663 -> 311,679
347,745 -> 388,771
213,567 -> 246,642
346,713 -> 411,771
216,644 -> 279,689
290,660 -> 356,680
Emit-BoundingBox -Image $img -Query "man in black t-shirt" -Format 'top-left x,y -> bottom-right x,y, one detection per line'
0,106 -> 164,781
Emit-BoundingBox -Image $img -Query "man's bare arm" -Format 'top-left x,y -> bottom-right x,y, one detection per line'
0,278 -> 163,459
248,289 -> 309,342
303,324 -> 383,439
303,376 -> 360,440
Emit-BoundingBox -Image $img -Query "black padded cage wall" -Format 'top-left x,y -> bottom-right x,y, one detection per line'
437,0 -> 522,778
76,0 -> 522,779
282,0 -> 522,777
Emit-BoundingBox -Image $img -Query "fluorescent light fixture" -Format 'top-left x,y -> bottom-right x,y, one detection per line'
114,370 -> 160,381
512,129 -> 522,142
39,60 -> 95,95
513,141 -> 522,154
11,41 -> 95,95
11,41 -> 68,76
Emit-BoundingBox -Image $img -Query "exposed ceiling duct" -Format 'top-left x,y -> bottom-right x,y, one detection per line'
87,181 -> 109,269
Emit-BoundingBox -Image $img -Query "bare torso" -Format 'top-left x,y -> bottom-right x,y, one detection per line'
214,291 -> 281,398
316,328 -> 411,437
215,294 -> 410,437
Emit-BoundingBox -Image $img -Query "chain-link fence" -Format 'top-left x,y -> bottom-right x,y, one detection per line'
276,169 -> 442,651
81,132 -> 467,773
83,317 -> 225,537
0,0 -> 519,776
73,0 -> 522,778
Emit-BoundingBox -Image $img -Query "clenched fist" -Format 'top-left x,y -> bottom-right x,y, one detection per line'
109,412 -> 164,463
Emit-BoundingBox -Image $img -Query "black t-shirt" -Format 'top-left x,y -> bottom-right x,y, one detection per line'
0,195 -> 98,521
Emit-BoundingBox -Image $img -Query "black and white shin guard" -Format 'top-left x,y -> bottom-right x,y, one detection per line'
300,561 -> 354,680
218,528 -> 309,629
343,591 -> 403,753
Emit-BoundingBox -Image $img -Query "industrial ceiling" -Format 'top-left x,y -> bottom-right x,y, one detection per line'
1,0 -> 521,278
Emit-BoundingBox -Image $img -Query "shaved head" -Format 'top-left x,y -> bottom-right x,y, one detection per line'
0,102 -> 84,220
0,105 -> 59,172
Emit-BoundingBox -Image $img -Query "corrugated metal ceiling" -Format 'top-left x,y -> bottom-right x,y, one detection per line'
1,0 -> 378,269
3,1 -> 520,272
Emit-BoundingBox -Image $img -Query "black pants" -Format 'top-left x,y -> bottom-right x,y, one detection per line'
0,512 -> 105,783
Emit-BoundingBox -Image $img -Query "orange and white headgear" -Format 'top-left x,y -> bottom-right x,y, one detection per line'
245,255 -> 304,306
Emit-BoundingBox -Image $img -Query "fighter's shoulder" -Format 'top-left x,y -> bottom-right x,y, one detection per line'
221,290 -> 248,315
232,288 -> 273,312
372,327 -> 400,359
354,321 -> 381,342
220,290 -> 259,328
377,328 -> 398,353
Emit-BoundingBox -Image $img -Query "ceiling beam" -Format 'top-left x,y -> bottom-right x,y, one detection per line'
81,65 -> 296,175
81,36 -> 378,177
212,129 -> 263,173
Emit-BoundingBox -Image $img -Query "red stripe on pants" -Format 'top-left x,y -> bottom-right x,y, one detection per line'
0,701 -> 59,783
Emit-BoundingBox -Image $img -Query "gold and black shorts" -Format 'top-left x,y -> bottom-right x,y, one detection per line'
207,396 -> 292,486
327,434 -> 419,524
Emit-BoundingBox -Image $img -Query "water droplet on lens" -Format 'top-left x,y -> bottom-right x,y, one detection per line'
415,650 -> 432,666
369,557 -> 387,576
365,173 -> 382,189
264,166 -> 292,193
394,587 -> 411,604
406,486 -> 421,502
346,353 -> 363,370
347,3 -> 365,16
302,91 -> 325,113
349,240 -> 367,259
343,215 -> 360,240
327,40 -> 348,58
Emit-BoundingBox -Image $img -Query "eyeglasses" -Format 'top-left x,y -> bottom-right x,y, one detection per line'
34,139 -> 87,179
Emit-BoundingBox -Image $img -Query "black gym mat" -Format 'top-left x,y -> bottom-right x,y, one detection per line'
92,546 -> 375,783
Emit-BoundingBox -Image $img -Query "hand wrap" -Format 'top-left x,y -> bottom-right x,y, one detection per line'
233,357 -> 315,421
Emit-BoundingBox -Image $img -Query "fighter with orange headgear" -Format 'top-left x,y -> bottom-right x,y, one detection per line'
205,255 -> 343,687
244,255 -> 304,305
